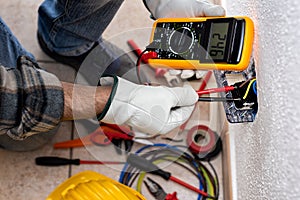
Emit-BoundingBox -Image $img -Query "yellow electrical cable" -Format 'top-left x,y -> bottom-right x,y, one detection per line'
199,165 -> 215,196
243,79 -> 256,99
135,157 -> 216,197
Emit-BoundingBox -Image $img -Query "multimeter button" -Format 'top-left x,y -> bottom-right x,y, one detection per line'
169,69 -> 182,76
195,70 -> 207,79
181,70 -> 195,79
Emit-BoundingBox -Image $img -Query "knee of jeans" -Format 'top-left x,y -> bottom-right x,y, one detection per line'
0,126 -> 59,152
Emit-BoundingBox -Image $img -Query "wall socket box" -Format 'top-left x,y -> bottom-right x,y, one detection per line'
214,58 -> 257,123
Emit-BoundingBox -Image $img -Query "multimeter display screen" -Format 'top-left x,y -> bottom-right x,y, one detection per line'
151,18 -> 245,64
151,22 -> 205,60
207,23 -> 229,60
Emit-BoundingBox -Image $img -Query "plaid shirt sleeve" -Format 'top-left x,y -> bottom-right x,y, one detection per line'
0,56 -> 64,140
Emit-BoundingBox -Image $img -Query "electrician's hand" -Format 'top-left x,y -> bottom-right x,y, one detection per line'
145,0 -> 225,79
145,0 -> 225,19
98,76 -> 198,135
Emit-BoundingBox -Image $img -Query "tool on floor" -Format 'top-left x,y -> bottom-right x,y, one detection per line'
54,123 -> 154,154
147,17 -> 254,71
35,156 -> 126,166
127,153 -> 214,198
54,124 -> 134,154
120,144 -> 219,199
144,177 -> 178,200
46,171 -> 146,200
186,125 -> 222,161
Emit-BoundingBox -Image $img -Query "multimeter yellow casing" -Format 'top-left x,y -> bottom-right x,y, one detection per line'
148,16 -> 254,71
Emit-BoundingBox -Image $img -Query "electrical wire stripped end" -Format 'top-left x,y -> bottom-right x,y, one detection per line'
196,78 -> 257,109
231,78 -> 257,109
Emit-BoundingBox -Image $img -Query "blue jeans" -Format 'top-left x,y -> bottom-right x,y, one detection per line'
0,0 -> 126,151
38,0 -> 124,56
38,0 -> 142,83
0,18 -> 35,67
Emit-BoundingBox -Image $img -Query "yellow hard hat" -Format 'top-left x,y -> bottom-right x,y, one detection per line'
47,171 -> 146,200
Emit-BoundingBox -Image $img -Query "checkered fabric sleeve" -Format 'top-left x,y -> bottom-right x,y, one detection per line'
0,56 -> 64,140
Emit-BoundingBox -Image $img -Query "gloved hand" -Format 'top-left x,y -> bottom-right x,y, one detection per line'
98,76 -> 198,135
144,0 -> 226,19
144,0 -> 226,80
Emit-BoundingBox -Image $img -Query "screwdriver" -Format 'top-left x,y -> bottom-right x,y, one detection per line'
35,156 -> 125,166
127,154 -> 214,199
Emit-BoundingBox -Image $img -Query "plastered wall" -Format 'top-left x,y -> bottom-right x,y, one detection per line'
224,0 -> 300,199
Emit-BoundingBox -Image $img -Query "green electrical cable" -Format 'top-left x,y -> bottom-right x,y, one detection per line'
121,145 -> 219,199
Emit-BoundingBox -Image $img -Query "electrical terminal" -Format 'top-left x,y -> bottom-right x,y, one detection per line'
231,79 -> 257,110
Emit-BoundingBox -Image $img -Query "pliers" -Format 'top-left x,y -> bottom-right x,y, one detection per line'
144,177 -> 178,200
53,123 -> 154,154
53,123 -> 134,154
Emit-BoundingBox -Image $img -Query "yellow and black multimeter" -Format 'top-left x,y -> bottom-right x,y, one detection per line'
147,16 -> 254,71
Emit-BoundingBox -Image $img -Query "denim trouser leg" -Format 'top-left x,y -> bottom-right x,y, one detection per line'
0,17 -> 57,151
0,18 -> 35,67
38,0 -> 124,56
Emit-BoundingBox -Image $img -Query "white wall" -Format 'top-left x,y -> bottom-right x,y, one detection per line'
224,0 -> 300,199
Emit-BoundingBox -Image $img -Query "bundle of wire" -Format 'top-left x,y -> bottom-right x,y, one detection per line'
119,144 -> 219,200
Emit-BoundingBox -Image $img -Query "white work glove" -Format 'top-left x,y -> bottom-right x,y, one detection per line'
144,0 -> 226,19
145,0 -> 226,79
98,76 -> 198,135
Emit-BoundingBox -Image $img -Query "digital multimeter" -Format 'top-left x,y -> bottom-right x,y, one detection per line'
147,17 -> 254,71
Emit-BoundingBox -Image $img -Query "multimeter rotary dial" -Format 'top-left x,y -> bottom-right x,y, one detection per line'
168,27 -> 195,55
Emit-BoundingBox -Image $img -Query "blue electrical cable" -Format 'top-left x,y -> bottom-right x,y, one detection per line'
252,80 -> 257,95
119,143 -> 208,200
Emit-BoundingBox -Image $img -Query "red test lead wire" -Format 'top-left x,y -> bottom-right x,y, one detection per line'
197,71 -> 213,95
197,85 -> 236,96
127,39 -> 165,78
127,39 -> 157,64
169,176 -> 212,198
